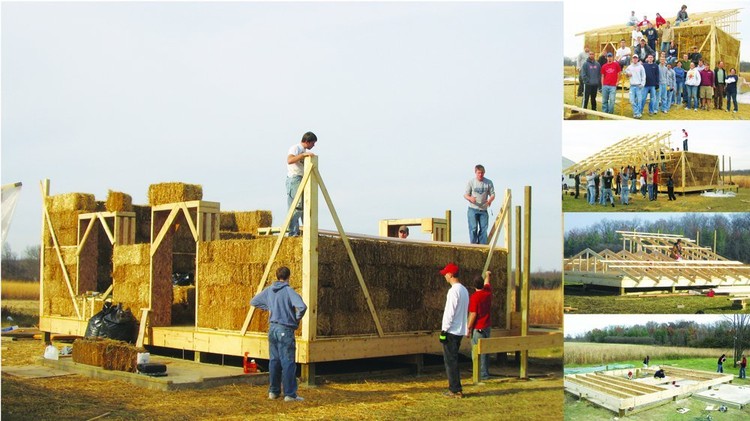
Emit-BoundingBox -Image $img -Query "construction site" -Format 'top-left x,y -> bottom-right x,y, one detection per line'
35,156 -> 562,386
565,366 -> 747,417
563,8 -> 745,120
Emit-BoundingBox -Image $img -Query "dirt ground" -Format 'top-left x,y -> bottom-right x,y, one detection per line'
1,337 -> 563,420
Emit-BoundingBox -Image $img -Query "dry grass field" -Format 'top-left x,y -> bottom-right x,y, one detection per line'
730,174 -> 750,188
2,280 -> 40,300
530,288 -> 562,326
564,342 -> 728,366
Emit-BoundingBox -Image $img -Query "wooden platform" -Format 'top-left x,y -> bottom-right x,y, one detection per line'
565,366 -> 735,416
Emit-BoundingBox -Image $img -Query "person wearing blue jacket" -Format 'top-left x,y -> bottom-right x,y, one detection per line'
673,64 -> 686,106
641,54 -> 660,115
251,266 -> 308,402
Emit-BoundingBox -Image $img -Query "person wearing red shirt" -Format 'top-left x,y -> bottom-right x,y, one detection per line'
600,53 -> 622,114
466,271 -> 492,380
655,13 -> 667,28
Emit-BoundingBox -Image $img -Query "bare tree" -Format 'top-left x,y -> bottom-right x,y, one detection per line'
725,314 -> 750,367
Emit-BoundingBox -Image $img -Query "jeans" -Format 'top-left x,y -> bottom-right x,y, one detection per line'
468,207 -> 489,244
660,42 -> 670,53
471,328 -> 491,379
717,364 -> 723,373
641,184 -> 647,197
714,84 -> 725,109
629,85 -> 644,116
686,85 -> 699,109
268,324 -> 299,398
658,84 -> 669,112
599,186 -> 605,205
667,56 -> 677,65
727,90 -> 738,111
648,184 -> 655,200
674,81 -> 684,104
621,184 -> 629,204
583,84 -> 598,110
286,175 -> 303,236
631,179 -> 637,193
587,185 -> 596,205
442,333 -> 463,393
602,188 -> 613,205
675,18 -> 687,26
740,366 -> 746,379
602,85 -> 617,114
642,86 -> 657,114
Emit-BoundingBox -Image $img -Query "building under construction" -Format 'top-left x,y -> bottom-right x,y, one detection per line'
564,231 -> 750,294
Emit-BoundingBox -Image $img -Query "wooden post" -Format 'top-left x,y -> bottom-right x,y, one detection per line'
505,193 -> 512,331
512,205 -> 521,330
681,151 -> 686,196
714,230 -> 717,253
729,157 -> 732,185
39,179 -> 50,324
302,156 -> 319,346
520,186 -> 531,379
445,210 -> 451,242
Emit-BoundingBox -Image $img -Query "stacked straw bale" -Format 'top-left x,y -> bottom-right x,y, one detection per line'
196,238 -> 303,331
664,151 -> 719,188
112,244 -> 150,316
220,211 -> 273,233
105,190 -> 133,212
43,193 -> 97,247
316,236 -> 507,336
148,182 -> 202,206
72,338 -> 144,372
42,247 -> 79,316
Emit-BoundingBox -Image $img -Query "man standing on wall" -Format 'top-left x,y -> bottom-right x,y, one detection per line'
466,271 -> 493,381
286,132 -> 317,237
439,262 -> 469,398
250,266 -> 308,402
464,164 -> 495,244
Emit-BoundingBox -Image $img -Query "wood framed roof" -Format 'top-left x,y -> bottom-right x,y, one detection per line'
575,9 -> 741,38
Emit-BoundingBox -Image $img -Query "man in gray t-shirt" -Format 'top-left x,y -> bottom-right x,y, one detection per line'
464,164 -> 495,244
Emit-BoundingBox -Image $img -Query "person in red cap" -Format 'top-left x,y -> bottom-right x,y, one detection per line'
466,271 -> 492,380
439,262 -> 469,398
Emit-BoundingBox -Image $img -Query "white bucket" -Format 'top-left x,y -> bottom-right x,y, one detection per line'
137,352 -> 150,364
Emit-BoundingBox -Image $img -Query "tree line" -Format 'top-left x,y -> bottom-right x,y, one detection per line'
1,243 -> 40,281
564,213 -> 750,262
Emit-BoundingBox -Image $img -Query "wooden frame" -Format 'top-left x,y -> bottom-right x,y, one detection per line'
565,366 -> 735,416
378,213 -> 451,241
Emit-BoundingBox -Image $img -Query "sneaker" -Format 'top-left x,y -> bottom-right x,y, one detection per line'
662,111 -> 668,114
611,203 -> 615,208
733,110 -> 737,113
284,395 -> 304,402
443,391 -> 464,399
269,393 -> 280,400
684,107 -> 689,110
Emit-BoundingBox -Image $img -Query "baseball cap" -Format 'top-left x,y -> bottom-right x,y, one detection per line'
439,262 -> 459,276
606,52 -> 613,57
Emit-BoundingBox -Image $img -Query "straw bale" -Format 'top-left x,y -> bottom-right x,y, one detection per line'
220,211 -> 273,233
112,244 -> 150,315
43,193 -> 97,247
43,247 -> 78,316
72,338 -> 144,372
172,285 -> 195,325
148,182 -> 203,206
151,230 -> 173,327
220,232 -> 257,240
196,238 -> 303,330
105,190 -> 133,212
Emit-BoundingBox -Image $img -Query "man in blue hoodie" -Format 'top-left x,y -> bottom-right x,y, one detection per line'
641,54 -> 660,115
251,267 -> 308,402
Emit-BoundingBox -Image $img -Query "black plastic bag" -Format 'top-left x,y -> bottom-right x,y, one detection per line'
84,301 -> 113,338
99,303 -> 137,343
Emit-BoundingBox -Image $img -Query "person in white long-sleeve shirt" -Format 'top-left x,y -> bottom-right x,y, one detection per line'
439,262 -> 469,398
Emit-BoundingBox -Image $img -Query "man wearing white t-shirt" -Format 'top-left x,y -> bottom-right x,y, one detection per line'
439,262 -> 469,399
286,132 -> 317,236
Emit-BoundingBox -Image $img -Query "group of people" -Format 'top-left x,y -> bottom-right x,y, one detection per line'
577,162 -> 677,207
249,263 -> 496,401
717,353 -> 746,379
576,5 -> 740,117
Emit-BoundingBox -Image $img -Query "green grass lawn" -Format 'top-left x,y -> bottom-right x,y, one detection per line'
562,66 -> 750,121
564,284 -> 750,314
565,357 -> 750,420
561,187 -> 750,212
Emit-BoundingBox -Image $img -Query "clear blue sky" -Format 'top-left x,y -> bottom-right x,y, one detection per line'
1,2 -> 563,270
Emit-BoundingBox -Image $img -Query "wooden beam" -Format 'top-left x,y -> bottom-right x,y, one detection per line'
302,156 -> 319,343
39,179 -> 49,320
76,217 -> 97,256
179,202 -> 199,241
41,201 -> 81,319
135,308 -> 150,348
96,213 -> 115,244
150,207 -> 180,257
564,104 -> 633,120
520,186 -> 531,378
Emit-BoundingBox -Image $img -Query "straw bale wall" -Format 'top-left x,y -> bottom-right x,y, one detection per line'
148,182 -> 203,206
105,190 -> 133,212
664,152 -> 719,188
43,193 -> 97,247
72,338 -> 144,372
77,223 -> 99,294
316,237 -> 507,336
42,247 -> 78,316
196,238 -> 303,331
195,236 -> 507,337
220,211 -> 273,234
220,232 -> 257,240
112,244 -> 150,316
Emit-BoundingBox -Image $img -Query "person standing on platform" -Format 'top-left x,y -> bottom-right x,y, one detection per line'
286,132 -> 317,237
250,266 -> 308,402
439,262 -> 469,399
675,5 -> 689,26
660,20 -> 673,53
464,165 -> 495,244
682,129 -> 689,151
466,271 -> 493,381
